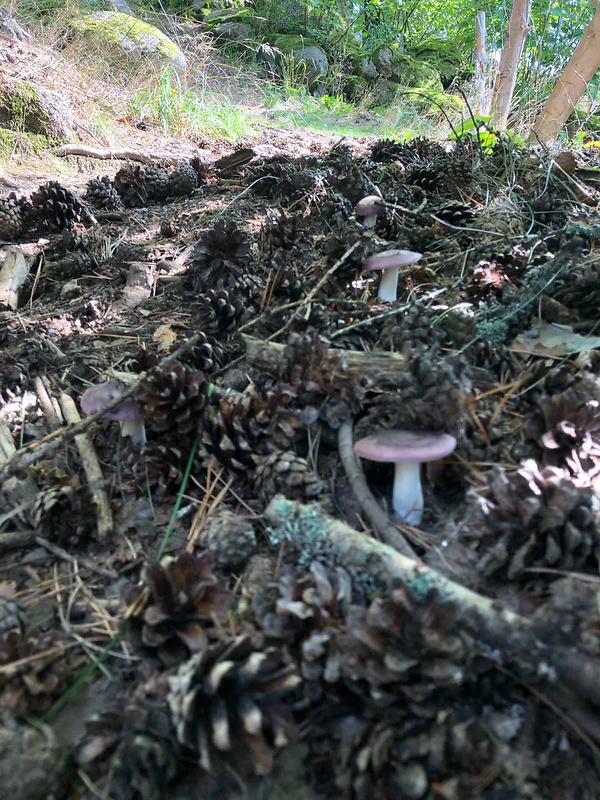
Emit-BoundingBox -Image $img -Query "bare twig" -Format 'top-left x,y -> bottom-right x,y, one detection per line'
338,419 -> 417,558
53,144 -> 193,166
58,394 -> 113,540
0,530 -> 35,552
34,377 -> 63,432
35,536 -> 117,579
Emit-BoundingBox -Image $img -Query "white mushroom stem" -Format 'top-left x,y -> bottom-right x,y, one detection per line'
121,419 -> 147,448
392,461 -> 423,526
377,267 -> 400,303
362,214 -> 377,229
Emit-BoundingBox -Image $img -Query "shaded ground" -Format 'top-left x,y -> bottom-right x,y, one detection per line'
1,126 -> 600,800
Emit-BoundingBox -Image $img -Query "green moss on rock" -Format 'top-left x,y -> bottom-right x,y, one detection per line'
409,39 -> 464,81
68,12 -> 185,70
0,80 -> 73,142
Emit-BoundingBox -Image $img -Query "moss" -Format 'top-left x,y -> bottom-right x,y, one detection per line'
344,75 -> 369,101
202,7 -> 260,26
272,34 -> 322,55
69,11 -> 184,64
0,128 -> 50,159
409,39 -> 464,81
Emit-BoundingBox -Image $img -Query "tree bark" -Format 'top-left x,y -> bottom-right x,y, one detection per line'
530,2 -> 600,144
474,10 -> 490,114
490,0 -> 532,128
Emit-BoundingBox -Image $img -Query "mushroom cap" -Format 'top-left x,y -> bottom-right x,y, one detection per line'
80,381 -> 142,422
355,195 -> 386,217
354,430 -> 457,463
364,249 -> 422,271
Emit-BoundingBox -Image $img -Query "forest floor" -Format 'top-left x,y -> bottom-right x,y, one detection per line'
3,17 -> 600,800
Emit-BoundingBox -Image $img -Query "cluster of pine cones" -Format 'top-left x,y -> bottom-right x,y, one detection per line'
0,157 -> 208,240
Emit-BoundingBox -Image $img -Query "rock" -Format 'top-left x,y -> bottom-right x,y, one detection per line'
354,55 -> 378,80
213,21 -> 251,42
372,77 -> 398,105
344,75 -> 370,101
264,35 -> 329,89
371,44 -> 394,77
0,80 -> 73,142
68,12 -> 186,72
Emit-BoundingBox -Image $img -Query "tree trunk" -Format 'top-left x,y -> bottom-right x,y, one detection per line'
474,10 -> 490,114
490,0 -> 532,128
530,2 -> 600,144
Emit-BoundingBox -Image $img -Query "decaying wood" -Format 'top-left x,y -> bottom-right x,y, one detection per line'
0,246 -> 30,310
58,394 -> 113,540
264,495 -> 600,719
243,334 -> 407,377
338,419 -> 417,558
120,261 -> 154,308
53,144 -> 195,167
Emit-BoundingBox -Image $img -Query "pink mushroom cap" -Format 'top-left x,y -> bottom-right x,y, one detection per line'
355,195 -> 387,217
364,249 -> 423,272
354,430 -> 457,463
80,381 -> 142,422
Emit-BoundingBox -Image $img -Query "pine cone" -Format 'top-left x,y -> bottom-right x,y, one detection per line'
190,288 -> 245,336
253,561 -> 354,686
83,176 -> 123,210
29,485 -> 94,545
194,508 -> 256,571
434,199 -> 475,227
185,219 -> 252,291
75,700 -> 178,799
0,596 -> 26,637
114,164 -> 170,207
0,192 -> 27,239
462,460 -> 600,580
29,181 -> 92,231
168,162 -> 199,196
168,633 -> 301,775
533,389 -> 600,475
125,551 -> 232,666
136,361 -> 210,434
0,630 -> 75,715
340,586 -> 472,703
179,330 -> 224,375
254,450 -> 327,504
200,385 -> 302,471
129,441 -> 188,496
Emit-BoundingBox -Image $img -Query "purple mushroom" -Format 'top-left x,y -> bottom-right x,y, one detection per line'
80,380 -> 146,447
364,249 -> 423,303
354,195 -> 387,229
354,430 -> 457,526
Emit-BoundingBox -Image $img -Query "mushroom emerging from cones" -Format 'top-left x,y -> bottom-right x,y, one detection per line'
364,249 -> 422,303
354,430 -> 457,526
354,195 -> 387,229
80,380 -> 146,447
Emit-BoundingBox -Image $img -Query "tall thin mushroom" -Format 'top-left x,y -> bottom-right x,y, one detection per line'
364,249 -> 422,303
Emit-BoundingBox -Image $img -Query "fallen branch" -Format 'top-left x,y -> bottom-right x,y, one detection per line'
264,495 -> 600,715
338,419 -> 417,558
53,144 -> 193,167
58,394 -> 113,540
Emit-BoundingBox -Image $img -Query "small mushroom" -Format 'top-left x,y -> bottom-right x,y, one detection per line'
354,195 -> 387,229
353,429 -> 457,526
80,380 -> 146,448
364,249 -> 422,303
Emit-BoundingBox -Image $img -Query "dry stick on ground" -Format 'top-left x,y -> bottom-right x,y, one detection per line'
52,144 -> 192,167
58,394 -> 113,540
264,495 -> 600,718
338,419 -> 417,558
35,536 -> 118,579
34,377 -> 63,432
0,333 -> 203,487
0,530 -> 35,553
